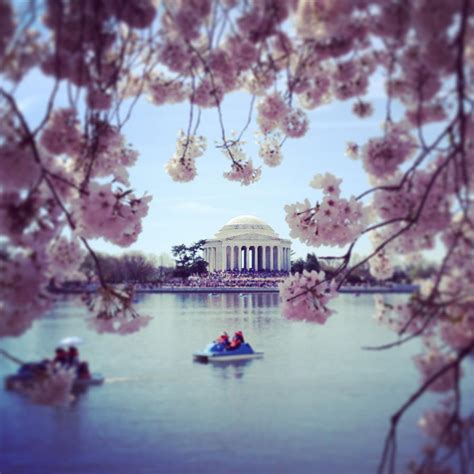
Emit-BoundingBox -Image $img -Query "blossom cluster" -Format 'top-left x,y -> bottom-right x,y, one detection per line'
279,270 -> 337,324
165,131 -> 207,182
362,124 -> 416,179
0,0 -> 472,450
73,182 -> 152,247
285,173 -> 369,248
257,93 -> 308,138
222,141 -> 262,186
84,286 -> 152,335
258,133 -> 283,167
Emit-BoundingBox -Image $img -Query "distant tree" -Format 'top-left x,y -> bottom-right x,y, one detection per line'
171,239 -> 207,279
291,258 -> 305,273
80,252 -> 159,283
304,253 -> 320,272
291,253 -> 320,274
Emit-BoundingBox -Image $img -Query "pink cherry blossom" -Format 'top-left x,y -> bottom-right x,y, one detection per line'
224,159 -> 262,186
280,108 -> 309,138
413,349 -> 461,393
310,172 -> 342,197
147,74 -> 188,105
285,183 -> 369,248
165,131 -> 206,182
345,141 -> 359,159
362,124 -> 416,179
352,100 -> 374,118
258,134 -> 282,167
257,93 -> 289,134
47,236 -> 85,281
0,142 -> 40,191
73,182 -> 152,247
279,270 -> 337,324
40,108 -> 83,158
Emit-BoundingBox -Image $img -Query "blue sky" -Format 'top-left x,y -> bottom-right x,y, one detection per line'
16,69 -> 390,261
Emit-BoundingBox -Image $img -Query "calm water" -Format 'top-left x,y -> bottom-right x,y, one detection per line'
1,293 -> 473,474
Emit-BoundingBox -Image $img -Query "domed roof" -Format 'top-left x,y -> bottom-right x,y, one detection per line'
214,215 -> 279,239
225,215 -> 268,226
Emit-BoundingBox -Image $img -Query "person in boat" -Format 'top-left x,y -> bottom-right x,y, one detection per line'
53,347 -> 68,366
216,331 -> 230,347
77,361 -> 91,380
228,331 -> 245,350
67,346 -> 80,368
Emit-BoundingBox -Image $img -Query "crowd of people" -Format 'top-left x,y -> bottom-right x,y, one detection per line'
162,270 -> 288,289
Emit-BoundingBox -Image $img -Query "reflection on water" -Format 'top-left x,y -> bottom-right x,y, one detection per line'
1,293 -> 473,474
206,359 -> 256,380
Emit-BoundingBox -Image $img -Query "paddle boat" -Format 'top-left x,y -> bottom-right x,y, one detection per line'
4,362 -> 104,391
193,340 -> 264,363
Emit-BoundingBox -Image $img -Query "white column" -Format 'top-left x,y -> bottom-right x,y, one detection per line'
235,246 -> 239,270
224,246 -> 228,271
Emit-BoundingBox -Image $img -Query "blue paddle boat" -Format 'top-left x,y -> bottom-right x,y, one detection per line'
193,341 -> 264,363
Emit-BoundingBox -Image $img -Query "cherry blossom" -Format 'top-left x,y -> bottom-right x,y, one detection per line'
352,100 -> 374,118
223,159 -> 262,187
47,236 -> 85,281
418,403 -> 462,447
73,182 -> 152,247
257,92 -> 289,134
361,123 -> 416,179
40,108 -> 83,158
413,349 -> 461,393
258,134 -> 283,167
146,74 -> 188,105
345,142 -> 359,160
280,108 -> 309,138
0,252 -> 52,337
84,286 -> 152,335
0,4 -> 472,465
285,176 -> 369,248
165,131 -> 206,182
279,270 -> 337,324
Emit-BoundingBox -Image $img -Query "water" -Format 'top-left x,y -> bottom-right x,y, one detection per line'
1,293 -> 472,474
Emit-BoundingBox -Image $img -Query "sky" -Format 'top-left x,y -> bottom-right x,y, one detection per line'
15,68 -> 390,262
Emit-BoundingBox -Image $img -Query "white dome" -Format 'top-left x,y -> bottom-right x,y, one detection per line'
215,215 -> 279,239
225,215 -> 267,226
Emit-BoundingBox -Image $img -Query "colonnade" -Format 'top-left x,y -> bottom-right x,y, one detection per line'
203,243 -> 291,272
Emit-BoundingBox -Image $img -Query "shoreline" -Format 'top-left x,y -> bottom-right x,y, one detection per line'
50,284 -> 419,295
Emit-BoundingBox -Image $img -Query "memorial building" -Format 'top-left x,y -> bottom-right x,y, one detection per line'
202,215 -> 292,272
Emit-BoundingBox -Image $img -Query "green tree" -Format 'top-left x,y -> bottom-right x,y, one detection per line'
291,258 -> 305,273
304,253 -> 320,272
171,239 -> 208,278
